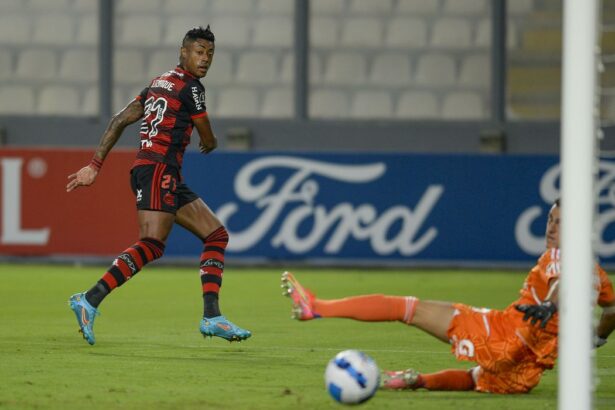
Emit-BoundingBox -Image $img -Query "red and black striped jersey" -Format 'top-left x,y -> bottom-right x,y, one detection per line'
133,66 -> 207,169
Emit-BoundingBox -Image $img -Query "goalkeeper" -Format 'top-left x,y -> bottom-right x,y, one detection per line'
281,199 -> 615,393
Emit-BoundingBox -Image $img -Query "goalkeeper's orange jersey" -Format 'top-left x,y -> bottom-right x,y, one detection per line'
504,248 -> 615,365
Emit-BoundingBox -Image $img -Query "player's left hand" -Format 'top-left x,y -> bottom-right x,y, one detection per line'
66,165 -> 98,192
515,301 -> 558,328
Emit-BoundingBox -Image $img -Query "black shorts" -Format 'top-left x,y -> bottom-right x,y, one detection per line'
130,164 -> 199,214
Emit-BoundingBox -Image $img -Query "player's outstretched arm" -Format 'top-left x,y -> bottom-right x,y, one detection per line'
66,99 -> 144,192
515,279 -> 559,328
193,114 -> 218,154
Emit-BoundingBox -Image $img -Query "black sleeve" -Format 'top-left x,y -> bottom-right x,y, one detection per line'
136,87 -> 149,107
179,80 -> 207,117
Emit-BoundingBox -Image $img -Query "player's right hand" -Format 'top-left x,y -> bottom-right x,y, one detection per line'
66,165 -> 98,192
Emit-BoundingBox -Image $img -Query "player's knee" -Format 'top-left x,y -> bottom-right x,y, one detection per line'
204,226 -> 229,250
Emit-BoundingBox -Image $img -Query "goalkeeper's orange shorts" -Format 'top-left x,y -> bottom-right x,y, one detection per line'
447,303 -> 547,393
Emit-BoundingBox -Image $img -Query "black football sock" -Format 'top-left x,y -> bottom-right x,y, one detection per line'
203,292 -> 221,318
85,281 -> 109,308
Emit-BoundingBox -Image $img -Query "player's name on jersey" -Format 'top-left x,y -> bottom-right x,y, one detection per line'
151,79 -> 175,91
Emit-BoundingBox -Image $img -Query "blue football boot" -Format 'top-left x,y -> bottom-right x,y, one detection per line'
200,315 -> 251,342
68,292 -> 99,345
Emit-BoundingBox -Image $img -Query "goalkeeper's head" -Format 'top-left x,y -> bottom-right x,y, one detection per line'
179,25 -> 215,79
545,198 -> 560,249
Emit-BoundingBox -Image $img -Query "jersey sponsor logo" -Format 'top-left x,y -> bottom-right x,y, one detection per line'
191,86 -> 205,111
151,79 -> 175,91
201,259 -> 224,270
216,156 -> 443,256
163,192 -> 175,207
136,189 -> 143,203
116,253 -> 137,275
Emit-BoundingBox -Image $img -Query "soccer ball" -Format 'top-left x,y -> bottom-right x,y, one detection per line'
325,350 -> 380,405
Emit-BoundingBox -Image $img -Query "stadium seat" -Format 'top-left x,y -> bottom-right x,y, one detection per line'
395,91 -> 439,119
475,19 -> 518,48
396,0 -> 440,15
28,0 -> 72,10
211,0 -> 254,14
369,53 -> 411,85
309,89 -> 350,118
459,54 -> 489,88
118,16 -> 162,47
414,54 -> 456,87
192,17 -> 250,48
340,18 -> 383,48
113,50 -> 146,85
147,50 -> 178,78
59,50 -> 98,82
0,50 -> 13,80
0,0 -> 23,11
236,51 -> 277,84
116,0 -> 162,12
0,85 -> 35,114
279,53 -> 294,84
431,18 -> 472,49
384,18 -> 428,48
311,0 -> 346,15
15,49 -> 58,80
281,53 -> 323,84
351,91 -> 393,118
323,52 -> 367,85
0,15 -> 29,45
261,88 -> 294,117
216,88 -> 259,117
256,0 -> 293,15
0,14 -> 30,44
164,17 -> 207,46
203,50 -> 233,85
252,18 -> 293,47
73,0 -> 98,11
162,0 -> 209,13
509,0 -> 534,15
37,86 -> 80,115
348,0 -> 393,15
76,14 -> 98,45
310,18 -> 340,48
82,86 -> 127,116
32,14 -> 74,45
442,0 -> 487,16
441,91 -> 484,119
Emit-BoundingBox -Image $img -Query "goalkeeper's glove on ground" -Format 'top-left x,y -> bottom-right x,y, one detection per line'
515,301 -> 557,329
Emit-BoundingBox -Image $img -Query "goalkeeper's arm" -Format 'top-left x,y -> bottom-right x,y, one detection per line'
515,279 -> 559,329
596,302 -> 615,348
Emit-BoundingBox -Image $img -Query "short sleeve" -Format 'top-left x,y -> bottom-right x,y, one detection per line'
135,87 -> 149,106
180,80 -> 207,119
541,248 -> 561,281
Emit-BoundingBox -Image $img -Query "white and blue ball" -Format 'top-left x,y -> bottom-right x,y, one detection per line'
325,350 -> 380,405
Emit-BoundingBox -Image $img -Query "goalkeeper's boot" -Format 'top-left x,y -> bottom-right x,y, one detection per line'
200,316 -> 252,342
380,369 -> 421,390
68,292 -> 100,345
281,271 -> 319,320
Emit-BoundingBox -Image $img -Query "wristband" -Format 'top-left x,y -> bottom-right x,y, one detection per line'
89,157 -> 103,171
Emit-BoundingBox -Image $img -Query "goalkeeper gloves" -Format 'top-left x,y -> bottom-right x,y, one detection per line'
515,301 -> 558,329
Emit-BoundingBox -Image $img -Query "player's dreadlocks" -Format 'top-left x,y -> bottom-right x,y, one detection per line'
182,25 -> 215,47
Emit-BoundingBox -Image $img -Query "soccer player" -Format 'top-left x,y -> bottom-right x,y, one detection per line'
66,26 -> 251,345
282,199 -> 615,393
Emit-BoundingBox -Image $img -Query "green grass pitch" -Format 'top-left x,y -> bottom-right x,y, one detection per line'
1,263 -> 614,409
